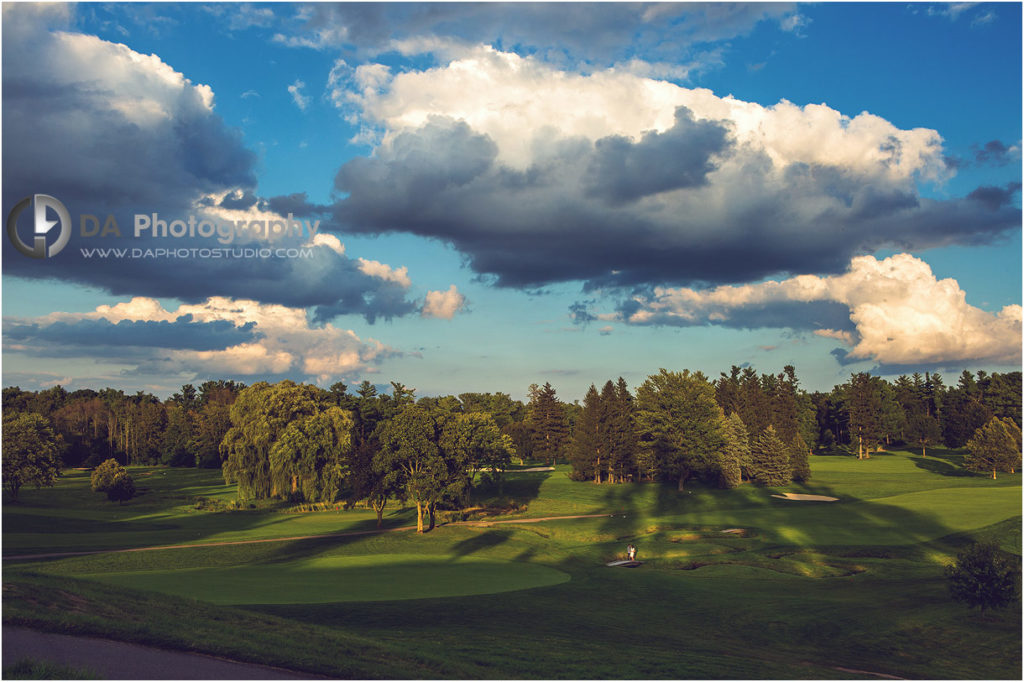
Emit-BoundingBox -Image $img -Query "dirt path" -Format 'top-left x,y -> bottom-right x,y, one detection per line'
2,625 -> 318,679
3,514 -> 613,562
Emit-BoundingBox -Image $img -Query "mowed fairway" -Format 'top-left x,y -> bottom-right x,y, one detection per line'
4,447 -> 1021,679
81,554 -> 569,604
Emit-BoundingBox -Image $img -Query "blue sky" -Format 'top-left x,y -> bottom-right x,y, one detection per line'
2,2 -> 1021,401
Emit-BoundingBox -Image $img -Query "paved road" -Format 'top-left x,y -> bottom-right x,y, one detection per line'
2,626 -> 318,679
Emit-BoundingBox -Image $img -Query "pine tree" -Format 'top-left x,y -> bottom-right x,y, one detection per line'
635,369 -> 725,491
966,417 -> 1022,479
740,367 -> 771,443
750,425 -> 791,487
608,377 -> 638,483
597,381 -> 619,482
846,373 -> 883,458
788,432 -> 811,482
570,385 -> 602,481
718,413 -> 750,488
906,413 -> 942,457
529,382 -> 569,465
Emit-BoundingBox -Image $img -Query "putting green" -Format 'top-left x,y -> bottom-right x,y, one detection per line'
82,554 -> 570,604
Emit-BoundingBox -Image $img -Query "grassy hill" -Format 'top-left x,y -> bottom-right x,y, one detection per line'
3,447 -> 1020,678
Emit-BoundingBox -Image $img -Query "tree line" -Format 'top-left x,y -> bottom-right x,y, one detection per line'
3,367 -> 1020,510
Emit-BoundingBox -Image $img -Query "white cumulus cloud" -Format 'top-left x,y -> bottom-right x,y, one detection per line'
621,253 -> 1022,367
326,46 -> 1015,291
422,285 -> 467,319
13,297 -> 398,384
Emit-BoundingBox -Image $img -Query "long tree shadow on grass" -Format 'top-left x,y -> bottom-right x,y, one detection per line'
448,529 -> 511,559
912,456 -> 976,477
474,469 -> 549,509
251,479 -> 1021,679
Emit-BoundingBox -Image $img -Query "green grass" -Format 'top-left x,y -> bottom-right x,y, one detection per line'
80,554 -> 569,604
3,448 -> 1021,679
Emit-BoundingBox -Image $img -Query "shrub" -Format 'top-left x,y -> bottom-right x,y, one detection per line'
945,542 -> 1021,613
90,458 -> 124,492
106,471 -> 136,504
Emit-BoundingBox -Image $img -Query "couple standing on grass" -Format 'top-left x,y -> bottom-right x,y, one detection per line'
626,544 -> 637,561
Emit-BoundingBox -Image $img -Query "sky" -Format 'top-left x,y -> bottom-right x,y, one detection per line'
2,1 -> 1021,402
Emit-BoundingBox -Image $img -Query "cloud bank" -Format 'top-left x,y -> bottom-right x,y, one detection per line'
0,5 -> 462,325
612,253 -> 1022,367
322,46 -> 1019,290
5,297 -> 398,384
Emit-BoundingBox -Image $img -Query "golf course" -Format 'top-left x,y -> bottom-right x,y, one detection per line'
3,447 -> 1020,679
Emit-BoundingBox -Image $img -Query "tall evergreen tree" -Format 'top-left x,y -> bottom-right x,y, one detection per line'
739,367 -> 771,443
846,373 -> 883,458
718,412 -> 751,488
570,384 -> 603,482
608,377 -> 638,483
978,371 -> 1022,428
906,412 -> 942,457
528,382 -> 569,465
965,417 -> 1022,479
635,369 -> 725,491
750,425 -> 791,487
788,432 -> 811,482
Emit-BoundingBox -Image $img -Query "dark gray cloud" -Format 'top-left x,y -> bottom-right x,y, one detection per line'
611,298 -> 857,333
966,182 -> 1022,210
265,192 -> 331,217
568,300 -> 598,325
4,316 -> 258,354
275,2 -> 799,65
0,7 -> 424,324
584,107 -> 730,204
219,190 -> 260,210
974,140 -> 1018,165
328,115 -> 1021,291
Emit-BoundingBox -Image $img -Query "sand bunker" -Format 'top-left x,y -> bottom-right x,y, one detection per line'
771,493 -> 839,502
721,528 -> 745,534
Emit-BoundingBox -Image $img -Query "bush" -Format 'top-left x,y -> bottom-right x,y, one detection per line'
106,471 -> 136,504
90,458 -> 124,492
945,542 -> 1021,613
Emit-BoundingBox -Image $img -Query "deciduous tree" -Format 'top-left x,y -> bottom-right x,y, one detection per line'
965,417 -> 1022,479
269,406 -> 353,502
373,406 -> 444,533
90,457 -> 125,493
3,413 -> 61,500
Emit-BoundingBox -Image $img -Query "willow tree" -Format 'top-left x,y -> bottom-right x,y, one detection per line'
221,381 -> 334,500
270,406 -> 353,502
